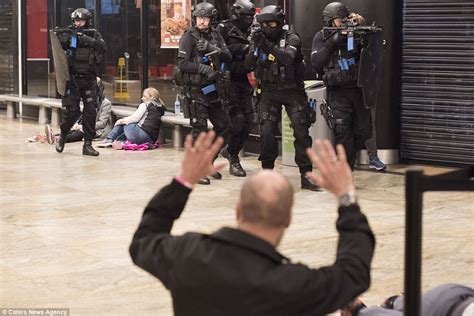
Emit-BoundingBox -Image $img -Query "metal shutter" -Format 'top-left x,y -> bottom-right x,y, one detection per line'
400,0 -> 474,165
0,1 -> 16,94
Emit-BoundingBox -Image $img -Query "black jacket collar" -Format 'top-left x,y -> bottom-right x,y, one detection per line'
208,227 -> 289,264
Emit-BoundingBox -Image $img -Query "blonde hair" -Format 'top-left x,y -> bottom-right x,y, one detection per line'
143,87 -> 165,105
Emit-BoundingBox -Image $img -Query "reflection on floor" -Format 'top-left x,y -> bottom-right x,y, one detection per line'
1,116 -> 473,315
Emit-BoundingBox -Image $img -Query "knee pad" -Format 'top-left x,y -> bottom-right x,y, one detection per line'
232,114 -> 246,133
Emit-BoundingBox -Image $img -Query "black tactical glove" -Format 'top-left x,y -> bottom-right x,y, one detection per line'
324,31 -> 346,51
197,40 -> 220,54
198,64 -> 218,81
252,32 -> 266,48
78,33 -> 95,46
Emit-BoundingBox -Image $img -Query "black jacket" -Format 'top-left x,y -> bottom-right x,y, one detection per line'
177,26 -> 231,86
130,179 -> 375,315
217,20 -> 251,81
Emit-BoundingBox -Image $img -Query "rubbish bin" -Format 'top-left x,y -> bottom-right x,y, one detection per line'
282,80 -> 334,167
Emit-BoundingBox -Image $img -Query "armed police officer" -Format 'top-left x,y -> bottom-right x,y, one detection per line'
176,2 -> 232,185
311,2 -> 372,168
245,5 -> 319,191
54,8 -> 107,156
216,0 -> 256,177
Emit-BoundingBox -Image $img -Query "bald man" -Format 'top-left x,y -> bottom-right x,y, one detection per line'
130,131 -> 375,315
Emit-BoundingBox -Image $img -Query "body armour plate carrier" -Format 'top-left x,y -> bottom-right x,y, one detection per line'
256,30 -> 305,90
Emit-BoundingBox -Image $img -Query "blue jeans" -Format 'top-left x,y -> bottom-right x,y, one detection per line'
107,123 -> 153,144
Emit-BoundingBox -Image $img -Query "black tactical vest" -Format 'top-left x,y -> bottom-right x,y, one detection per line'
70,29 -> 98,75
185,27 -> 223,86
322,31 -> 360,88
218,21 -> 249,80
256,30 -> 305,90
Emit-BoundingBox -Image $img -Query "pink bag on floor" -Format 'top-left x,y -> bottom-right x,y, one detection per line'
116,140 -> 162,151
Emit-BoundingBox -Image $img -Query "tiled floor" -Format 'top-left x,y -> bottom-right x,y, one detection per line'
1,116 -> 473,315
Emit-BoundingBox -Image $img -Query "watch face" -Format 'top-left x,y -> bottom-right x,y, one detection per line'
339,193 -> 356,206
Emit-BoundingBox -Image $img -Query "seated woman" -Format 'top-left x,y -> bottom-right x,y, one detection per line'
98,87 -> 165,148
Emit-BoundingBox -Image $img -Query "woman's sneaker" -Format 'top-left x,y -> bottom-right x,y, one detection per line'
45,125 -> 55,145
97,139 -> 113,148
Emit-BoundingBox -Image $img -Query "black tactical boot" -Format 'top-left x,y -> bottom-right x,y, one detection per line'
210,172 -> 222,180
228,152 -> 246,177
221,146 -> 246,177
198,177 -> 211,185
55,134 -> 66,153
83,141 -> 99,156
301,174 -> 321,191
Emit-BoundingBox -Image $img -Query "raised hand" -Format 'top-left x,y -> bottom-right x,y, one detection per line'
306,139 -> 355,197
178,131 -> 226,185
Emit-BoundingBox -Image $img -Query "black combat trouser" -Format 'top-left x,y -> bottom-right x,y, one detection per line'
60,75 -> 98,142
227,80 -> 254,157
326,87 -> 372,168
259,87 -> 313,174
189,87 -> 230,145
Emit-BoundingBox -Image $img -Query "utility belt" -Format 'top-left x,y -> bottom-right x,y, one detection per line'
322,65 -> 359,88
259,63 -> 297,85
71,73 -> 95,79
261,82 -> 299,91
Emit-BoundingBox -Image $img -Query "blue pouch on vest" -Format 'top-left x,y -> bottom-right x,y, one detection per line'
347,33 -> 354,51
71,35 -> 77,48
201,84 -> 216,95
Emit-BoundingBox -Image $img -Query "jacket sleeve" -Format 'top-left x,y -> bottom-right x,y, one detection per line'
311,30 -> 332,72
95,98 -> 112,131
268,32 -> 301,65
244,46 -> 258,71
216,32 -> 232,63
122,102 -> 147,125
129,179 -> 192,286
177,32 -> 200,74
93,30 -> 107,53
280,204 -> 375,314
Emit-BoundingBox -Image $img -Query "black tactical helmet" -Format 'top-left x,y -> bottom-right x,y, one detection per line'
231,0 -> 256,19
71,8 -> 92,26
192,2 -> 218,20
256,5 -> 285,24
322,2 -> 349,26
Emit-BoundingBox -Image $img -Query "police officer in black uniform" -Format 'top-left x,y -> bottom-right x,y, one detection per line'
245,5 -> 319,191
311,2 -> 372,168
217,0 -> 256,177
176,2 -> 232,185
55,8 -> 107,156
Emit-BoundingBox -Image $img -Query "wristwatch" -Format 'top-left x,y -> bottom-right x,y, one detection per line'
338,191 -> 358,207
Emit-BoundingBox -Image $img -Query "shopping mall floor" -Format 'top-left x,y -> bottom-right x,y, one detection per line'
1,115 -> 473,315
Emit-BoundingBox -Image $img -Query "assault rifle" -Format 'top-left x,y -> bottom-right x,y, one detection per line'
323,23 -> 382,46
206,50 -> 232,109
248,21 -> 263,44
52,27 -> 97,36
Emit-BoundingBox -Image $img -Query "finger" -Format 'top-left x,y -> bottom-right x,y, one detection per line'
209,136 -> 224,156
184,134 -> 193,152
194,132 -> 206,150
202,131 -> 216,150
336,144 -> 347,163
306,171 -> 324,188
309,150 -> 329,176
315,139 -> 330,161
213,161 -> 227,172
323,140 -> 337,160
306,146 -> 318,165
